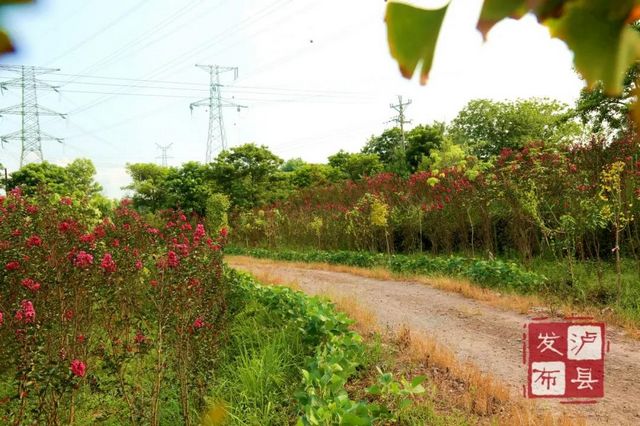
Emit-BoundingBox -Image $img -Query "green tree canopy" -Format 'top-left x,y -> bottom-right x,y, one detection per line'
211,143 -> 286,208
7,159 -> 103,198
289,164 -> 340,188
449,98 -> 580,159
405,123 -> 445,172
165,162 -> 217,215
574,64 -> 638,140
124,163 -> 172,212
328,151 -> 383,180
281,157 -> 306,172
362,128 -> 403,166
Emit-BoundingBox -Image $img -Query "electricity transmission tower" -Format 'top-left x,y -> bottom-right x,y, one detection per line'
0,65 -> 66,166
388,95 -> 412,154
156,143 -> 173,167
190,65 -> 246,163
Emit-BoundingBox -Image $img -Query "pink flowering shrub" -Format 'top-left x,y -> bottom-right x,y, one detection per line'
0,192 -> 227,424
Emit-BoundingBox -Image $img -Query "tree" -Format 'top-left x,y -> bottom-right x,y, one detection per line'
328,151 -> 383,180
65,159 -> 103,198
405,123 -> 444,172
124,163 -> 171,212
281,157 -> 306,172
422,138 -> 467,172
449,98 -> 579,159
211,143 -> 286,208
164,162 -> 217,215
362,128 -> 403,166
7,159 -> 103,198
290,164 -> 338,188
574,64 -> 638,140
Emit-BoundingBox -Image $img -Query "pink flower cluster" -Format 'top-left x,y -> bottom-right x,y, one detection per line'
73,251 -> 94,269
70,359 -> 86,377
21,278 -> 41,292
25,235 -> 42,248
192,316 -> 205,330
100,253 -> 116,273
167,250 -> 179,268
15,300 -> 36,324
5,261 -> 20,271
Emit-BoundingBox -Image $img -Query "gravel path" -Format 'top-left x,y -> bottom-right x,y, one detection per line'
229,258 -> 640,425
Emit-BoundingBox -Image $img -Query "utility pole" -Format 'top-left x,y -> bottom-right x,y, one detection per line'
190,65 -> 247,163
0,65 -> 66,166
387,95 -> 412,173
389,95 -> 412,154
156,143 -> 173,167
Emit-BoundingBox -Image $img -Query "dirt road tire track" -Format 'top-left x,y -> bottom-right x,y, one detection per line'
228,259 -> 640,425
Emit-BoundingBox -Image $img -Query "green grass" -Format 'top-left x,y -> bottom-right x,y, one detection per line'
207,298 -> 308,425
215,269 -> 476,425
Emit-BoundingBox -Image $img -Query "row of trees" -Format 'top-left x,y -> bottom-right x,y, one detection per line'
122,97 -> 585,214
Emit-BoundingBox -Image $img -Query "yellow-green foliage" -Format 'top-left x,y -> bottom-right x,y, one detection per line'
369,195 -> 389,228
309,216 -> 323,238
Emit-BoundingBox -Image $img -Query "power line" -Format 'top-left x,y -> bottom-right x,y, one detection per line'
63,0 -> 292,116
64,100 -> 183,139
43,0 -> 152,66
69,1 -> 205,78
52,88 -> 375,103
29,77 -> 376,99
190,65 -> 247,163
12,71 -> 372,96
0,66 -> 66,166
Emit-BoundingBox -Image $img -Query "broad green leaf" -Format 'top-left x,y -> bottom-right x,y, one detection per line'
366,384 -> 381,395
477,1 -> 568,39
410,375 -> 427,387
545,0 -> 640,94
477,0 -> 527,38
385,1 -> 450,84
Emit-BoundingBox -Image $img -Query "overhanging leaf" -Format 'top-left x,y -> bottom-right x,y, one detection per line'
545,0 -> 640,94
477,0 -> 528,39
0,0 -> 33,56
478,1 -> 567,39
385,1 -> 450,85
0,29 -> 13,55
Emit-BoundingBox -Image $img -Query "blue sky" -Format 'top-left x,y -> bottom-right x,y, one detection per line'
0,0 -> 584,197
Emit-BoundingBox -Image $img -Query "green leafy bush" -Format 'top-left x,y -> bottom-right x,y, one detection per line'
221,269 -> 469,425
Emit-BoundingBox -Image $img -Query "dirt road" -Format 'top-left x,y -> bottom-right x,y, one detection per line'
228,258 -> 640,425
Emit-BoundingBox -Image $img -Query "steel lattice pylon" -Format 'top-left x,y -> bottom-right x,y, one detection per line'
0,65 -> 66,166
190,65 -> 246,163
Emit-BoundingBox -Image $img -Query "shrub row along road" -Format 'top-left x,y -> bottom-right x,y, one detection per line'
228,258 -> 640,425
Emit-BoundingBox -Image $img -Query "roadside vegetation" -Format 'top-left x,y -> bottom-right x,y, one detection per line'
111,79 -> 640,329
242,266 -> 587,426
0,189 -> 445,425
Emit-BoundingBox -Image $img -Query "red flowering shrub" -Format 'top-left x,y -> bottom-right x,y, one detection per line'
0,191 -> 227,424
232,139 -> 640,262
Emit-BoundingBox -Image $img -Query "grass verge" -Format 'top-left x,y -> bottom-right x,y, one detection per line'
208,268 -> 443,425
242,267 -> 587,426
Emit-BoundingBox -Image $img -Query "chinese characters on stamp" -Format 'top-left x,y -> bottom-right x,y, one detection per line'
525,320 -> 606,401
